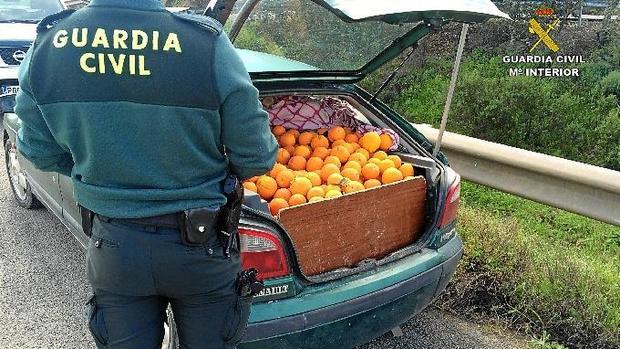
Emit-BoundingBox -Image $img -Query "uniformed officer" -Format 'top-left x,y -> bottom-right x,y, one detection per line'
14,0 -> 278,348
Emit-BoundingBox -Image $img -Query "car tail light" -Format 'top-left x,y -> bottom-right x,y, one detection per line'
438,174 -> 461,228
239,228 -> 290,280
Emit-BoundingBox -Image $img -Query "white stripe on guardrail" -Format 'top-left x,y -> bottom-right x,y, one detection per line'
414,124 -> 620,226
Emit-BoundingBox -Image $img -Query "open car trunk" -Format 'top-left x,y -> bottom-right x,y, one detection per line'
242,94 -> 442,280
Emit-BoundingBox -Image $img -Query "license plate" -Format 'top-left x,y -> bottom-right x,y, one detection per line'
0,85 -> 19,98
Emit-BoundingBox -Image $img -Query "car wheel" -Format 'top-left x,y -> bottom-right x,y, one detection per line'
4,138 -> 42,209
162,305 -> 180,349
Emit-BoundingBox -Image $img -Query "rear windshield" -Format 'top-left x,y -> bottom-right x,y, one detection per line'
0,0 -> 63,22
229,0 -> 415,71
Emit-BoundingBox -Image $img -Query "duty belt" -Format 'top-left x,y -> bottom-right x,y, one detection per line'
97,213 -> 180,229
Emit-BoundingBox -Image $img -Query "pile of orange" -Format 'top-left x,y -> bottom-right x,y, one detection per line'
243,126 -> 416,216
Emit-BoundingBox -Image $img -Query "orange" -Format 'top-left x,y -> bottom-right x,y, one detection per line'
323,155 -> 341,168
331,139 -> 347,148
269,198 -> 289,216
342,160 -> 362,172
325,190 -> 343,198
311,147 -> 330,160
372,151 -> 388,160
309,196 -> 324,203
327,173 -> 345,186
256,176 -> 278,200
247,176 -> 259,183
279,133 -> 296,147
284,145 -> 296,155
345,133 -> 359,143
306,186 -> 325,200
273,188 -> 292,201
344,127 -> 354,134
306,157 -> 324,172
305,172 -> 322,186
327,126 -> 346,142
310,135 -> 329,149
343,180 -> 364,194
330,145 -> 350,163
317,128 -> 328,136
360,132 -> 381,153
379,159 -> 396,173
382,167 -> 404,184
243,182 -> 257,192
321,163 -> 341,182
312,169 -> 322,177
367,158 -> 381,166
387,155 -> 402,168
287,129 -> 300,138
364,179 -> 382,189
289,176 -> 313,196
298,131 -> 315,146
269,163 -> 287,178
379,133 -> 393,151
294,145 -> 312,159
272,125 -> 287,136
349,142 -> 360,151
341,167 -> 360,182
399,163 -> 414,177
355,148 -> 371,160
288,156 -> 307,171
342,142 -> 355,154
275,169 -> 295,188
348,153 -> 367,166
277,148 -> 291,165
361,163 -> 380,180
324,184 -> 341,193
293,170 -> 308,177
288,194 -> 307,206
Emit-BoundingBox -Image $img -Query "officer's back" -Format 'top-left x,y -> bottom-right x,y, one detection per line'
15,1 -> 277,348
17,0 -> 277,218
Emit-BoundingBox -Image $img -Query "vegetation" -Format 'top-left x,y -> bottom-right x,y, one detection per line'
364,33 -> 620,171
442,183 -> 620,348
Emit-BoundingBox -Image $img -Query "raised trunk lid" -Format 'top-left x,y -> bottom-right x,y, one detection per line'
230,0 -> 509,81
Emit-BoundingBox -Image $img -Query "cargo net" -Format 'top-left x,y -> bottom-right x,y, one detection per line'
262,95 -> 400,151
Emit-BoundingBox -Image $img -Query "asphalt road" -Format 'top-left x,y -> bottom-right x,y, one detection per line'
0,148 -> 526,349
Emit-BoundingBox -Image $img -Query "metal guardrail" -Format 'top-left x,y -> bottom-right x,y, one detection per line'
415,124 -> 620,226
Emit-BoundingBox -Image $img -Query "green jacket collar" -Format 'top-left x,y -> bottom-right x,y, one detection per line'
88,0 -> 165,11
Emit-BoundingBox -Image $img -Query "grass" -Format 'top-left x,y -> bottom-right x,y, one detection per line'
529,332 -> 569,349
439,182 -> 620,349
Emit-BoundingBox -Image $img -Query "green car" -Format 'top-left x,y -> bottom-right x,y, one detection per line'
2,1 -> 507,348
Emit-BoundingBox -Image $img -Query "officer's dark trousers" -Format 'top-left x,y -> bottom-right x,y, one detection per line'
85,216 -> 251,349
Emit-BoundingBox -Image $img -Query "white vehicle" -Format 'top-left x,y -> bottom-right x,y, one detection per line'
0,0 -> 65,126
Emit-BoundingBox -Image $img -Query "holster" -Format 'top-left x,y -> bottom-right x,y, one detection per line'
218,174 -> 244,257
177,174 -> 244,256
80,205 -> 95,237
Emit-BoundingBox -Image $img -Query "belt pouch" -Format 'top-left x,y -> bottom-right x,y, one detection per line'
178,207 -> 221,246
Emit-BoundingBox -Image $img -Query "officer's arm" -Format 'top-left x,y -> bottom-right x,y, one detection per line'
215,33 -> 278,180
15,49 -> 74,177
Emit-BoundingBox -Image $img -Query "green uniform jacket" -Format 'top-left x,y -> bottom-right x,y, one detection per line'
15,0 -> 278,218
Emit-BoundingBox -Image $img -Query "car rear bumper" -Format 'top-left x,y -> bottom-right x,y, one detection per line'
241,233 -> 463,349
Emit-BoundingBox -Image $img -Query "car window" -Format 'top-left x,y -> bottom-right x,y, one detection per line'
0,0 -> 63,22
229,0 -> 415,71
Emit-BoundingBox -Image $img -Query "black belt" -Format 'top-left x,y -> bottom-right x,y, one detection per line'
97,213 -> 180,229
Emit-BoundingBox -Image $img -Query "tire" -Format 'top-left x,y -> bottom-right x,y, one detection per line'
4,138 -> 42,209
162,305 -> 180,349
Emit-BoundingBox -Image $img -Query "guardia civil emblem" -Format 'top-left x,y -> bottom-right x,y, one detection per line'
529,7 -> 560,53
